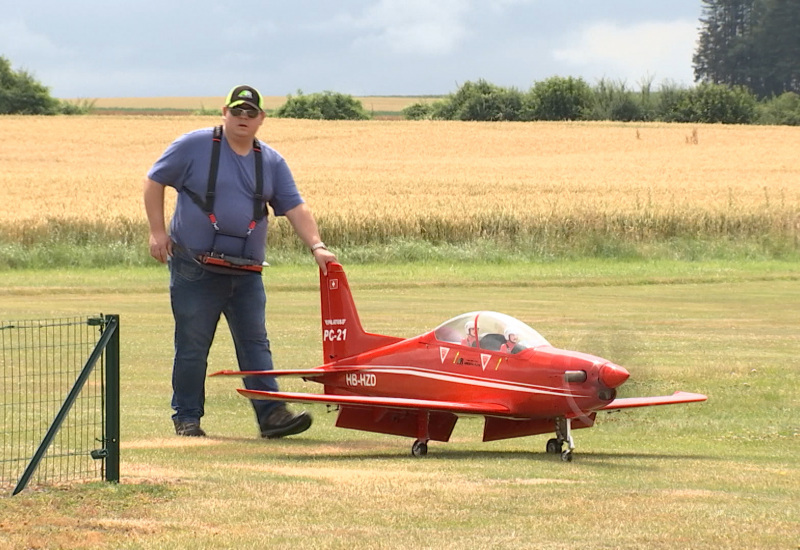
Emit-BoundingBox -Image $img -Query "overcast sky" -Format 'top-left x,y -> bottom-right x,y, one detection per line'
2,0 -> 704,99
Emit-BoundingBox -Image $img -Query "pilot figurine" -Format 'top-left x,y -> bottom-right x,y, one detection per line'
500,329 -> 522,354
461,322 -> 478,347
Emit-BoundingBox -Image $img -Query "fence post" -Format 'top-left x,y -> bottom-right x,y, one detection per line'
104,315 -> 120,483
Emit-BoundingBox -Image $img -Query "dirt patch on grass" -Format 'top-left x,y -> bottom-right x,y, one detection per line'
498,477 -> 584,485
124,437 -> 226,449
122,462 -> 198,484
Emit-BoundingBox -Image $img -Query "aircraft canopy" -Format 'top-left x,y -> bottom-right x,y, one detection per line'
433,311 -> 550,353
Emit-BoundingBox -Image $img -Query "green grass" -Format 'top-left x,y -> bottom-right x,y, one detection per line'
1,212 -> 798,270
1,232 -> 798,271
1,261 -> 798,549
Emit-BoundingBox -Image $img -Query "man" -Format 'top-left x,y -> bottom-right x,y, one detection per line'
143,84 -> 337,438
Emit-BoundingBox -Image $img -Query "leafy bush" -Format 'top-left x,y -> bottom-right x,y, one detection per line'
431,80 -> 494,120
58,98 -> 95,115
654,82 -> 693,122
429,80 -> 526,121
0,56 -> 93,115
756,92 -> 800,126
526,76 -> 593,121
402,101 -> 434,120
692,83 -> 757,124
587,79 -> 646,122
0,56 -> 60,115
455,84 -> 524,121
273,90 -> 369,120
660,82 -> 757,124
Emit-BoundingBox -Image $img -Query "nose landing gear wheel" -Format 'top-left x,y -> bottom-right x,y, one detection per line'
553,417 -> 576,462
546,438 -> 563,454
411,440 -> 428,457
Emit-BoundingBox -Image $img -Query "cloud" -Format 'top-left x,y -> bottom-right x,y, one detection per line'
2,1 -> 705,98
0,18 -> 69,61
218,19 -> 279,44
486,0 -> 536,10
328,0 -> 473,56
553,19 -> 700,85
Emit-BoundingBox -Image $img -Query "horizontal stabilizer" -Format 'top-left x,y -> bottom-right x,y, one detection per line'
237,389 -> 510,415
600,391 -> 707,411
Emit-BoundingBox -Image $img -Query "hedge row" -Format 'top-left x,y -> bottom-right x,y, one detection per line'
401,78 -> 800,125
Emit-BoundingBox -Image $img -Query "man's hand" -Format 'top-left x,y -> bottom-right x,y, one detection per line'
143,178 -> 172,263
149,230 -> 173,264
312,247 -> 337,275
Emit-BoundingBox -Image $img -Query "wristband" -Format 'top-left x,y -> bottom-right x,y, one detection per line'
310,242 -> 327,253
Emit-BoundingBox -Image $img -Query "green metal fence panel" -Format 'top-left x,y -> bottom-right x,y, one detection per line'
0,314 -> 120,494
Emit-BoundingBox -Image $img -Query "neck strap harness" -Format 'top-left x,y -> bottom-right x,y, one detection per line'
182,125 -> 266,236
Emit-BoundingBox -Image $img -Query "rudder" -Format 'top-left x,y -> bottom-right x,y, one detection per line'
320,263 -> 402,363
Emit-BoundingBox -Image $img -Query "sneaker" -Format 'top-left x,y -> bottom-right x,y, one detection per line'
174,419 -> 206,437
259,403 -> 312,439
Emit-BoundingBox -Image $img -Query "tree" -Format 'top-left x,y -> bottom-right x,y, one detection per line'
0,56 -> 61,115
694,0 -> 758,89
694,0 -> 800,98
750,0 -> 800,97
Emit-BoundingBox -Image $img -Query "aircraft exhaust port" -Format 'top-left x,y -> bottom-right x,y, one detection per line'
564,370 -> 587,383
597,389 -> 616,401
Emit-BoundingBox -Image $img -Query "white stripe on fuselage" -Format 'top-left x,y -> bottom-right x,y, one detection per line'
332,365 -> 590,399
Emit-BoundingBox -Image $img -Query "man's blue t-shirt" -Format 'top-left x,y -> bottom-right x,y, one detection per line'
148,127 -> 303,264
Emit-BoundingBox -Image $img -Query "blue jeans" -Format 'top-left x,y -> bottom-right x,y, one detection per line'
169,254 -> 279,424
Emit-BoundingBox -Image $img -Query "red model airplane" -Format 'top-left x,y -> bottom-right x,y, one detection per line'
212,263 -> 706,461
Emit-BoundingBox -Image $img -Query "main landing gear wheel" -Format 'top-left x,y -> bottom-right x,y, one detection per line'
411,439 -> 428,457
561,450 -> 573,462
546,438 -> 563,454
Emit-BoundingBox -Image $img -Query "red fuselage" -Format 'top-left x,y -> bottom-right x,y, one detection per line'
315,330 -> 628,420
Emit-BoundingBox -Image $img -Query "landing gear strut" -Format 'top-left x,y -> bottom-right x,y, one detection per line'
411,410 -> 430,457
546,417 -> 575,462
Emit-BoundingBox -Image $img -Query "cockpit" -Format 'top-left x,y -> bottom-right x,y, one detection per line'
432,311 -> 550,354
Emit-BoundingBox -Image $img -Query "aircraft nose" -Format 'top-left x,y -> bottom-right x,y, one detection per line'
599,362 -> 630,389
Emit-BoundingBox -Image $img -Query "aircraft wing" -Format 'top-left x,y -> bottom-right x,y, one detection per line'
209,367 -> 366,379
237,389 -> 511,415
599,391 -> 707,411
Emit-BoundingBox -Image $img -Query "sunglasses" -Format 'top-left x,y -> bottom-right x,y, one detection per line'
229,107 -> 260,119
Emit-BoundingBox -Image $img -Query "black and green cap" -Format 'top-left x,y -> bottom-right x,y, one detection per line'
225,85 -> 265,111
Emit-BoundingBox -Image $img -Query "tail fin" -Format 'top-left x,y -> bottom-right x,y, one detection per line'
320,263 -> 402,363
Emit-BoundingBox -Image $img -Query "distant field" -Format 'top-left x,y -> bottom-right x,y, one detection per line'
0,116 -> 798,265
68,96 -> 437,114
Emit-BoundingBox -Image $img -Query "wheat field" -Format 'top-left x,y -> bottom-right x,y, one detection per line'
1,115 -> 798,250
